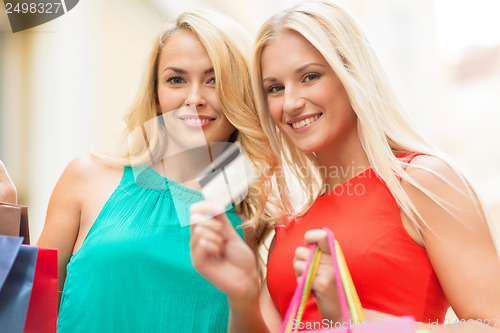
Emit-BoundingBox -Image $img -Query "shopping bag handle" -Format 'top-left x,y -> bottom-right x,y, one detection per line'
280,228 -> 353,333
280,242 -> 319,332
324,227 -> 351,323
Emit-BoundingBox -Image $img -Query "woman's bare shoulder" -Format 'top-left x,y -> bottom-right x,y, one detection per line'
404,154 -> 461,185
52,154 -> 125,209
402,153 -> 489,236
64,155 -> 123,181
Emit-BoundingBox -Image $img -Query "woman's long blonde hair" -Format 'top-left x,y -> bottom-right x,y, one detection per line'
250,0 -> 499,252
98,10 -> 277,232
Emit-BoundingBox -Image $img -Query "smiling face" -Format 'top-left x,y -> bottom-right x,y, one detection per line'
261,30 -> 358,155
156,29 -> 236,154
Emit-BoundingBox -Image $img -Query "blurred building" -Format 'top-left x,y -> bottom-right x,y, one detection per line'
446,45 -> 500,218
1,0 -> 167,241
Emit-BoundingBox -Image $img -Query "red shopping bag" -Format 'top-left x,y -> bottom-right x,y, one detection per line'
280,228 -> 417,333
24,247 -> 58,333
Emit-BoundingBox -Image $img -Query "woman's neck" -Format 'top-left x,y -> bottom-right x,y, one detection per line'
314,138 -> 371,191
153,145 -> 216,190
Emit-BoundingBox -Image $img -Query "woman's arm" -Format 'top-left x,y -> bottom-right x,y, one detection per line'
190,201 -> 282,332
37,158 -> 86,292
401,155 -> 500,330
37,155 -> 122,295
0,160 -> 17,204
226,279 -> 283,333
293,155 -> 500,331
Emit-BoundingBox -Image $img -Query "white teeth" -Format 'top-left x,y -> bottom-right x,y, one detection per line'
183,118 -> 211,124
291,115 -> 320,129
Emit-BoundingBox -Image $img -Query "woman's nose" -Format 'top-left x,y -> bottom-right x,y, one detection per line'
282,87 -> 306,115
185,84 -> 206,107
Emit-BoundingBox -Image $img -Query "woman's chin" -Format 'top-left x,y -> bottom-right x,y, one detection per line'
293,142 -> 322,154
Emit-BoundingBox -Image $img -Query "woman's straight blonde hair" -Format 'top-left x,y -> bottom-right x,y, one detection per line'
250,0 -> 499,253
96,10 -> 278,232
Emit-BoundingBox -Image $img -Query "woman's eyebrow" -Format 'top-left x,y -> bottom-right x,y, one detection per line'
162,66 -> 187,74
262,77 -> 277,83
161,67 -> 214,74
262,63 -> 326,82
295,62 -> 325,73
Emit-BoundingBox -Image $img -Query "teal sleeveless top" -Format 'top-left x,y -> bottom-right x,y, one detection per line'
57,166 -> 242,332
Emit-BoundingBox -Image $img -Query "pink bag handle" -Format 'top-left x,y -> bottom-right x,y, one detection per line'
280,228 -> 351,333
324,227 -> 351,323
280,243 -> 319,333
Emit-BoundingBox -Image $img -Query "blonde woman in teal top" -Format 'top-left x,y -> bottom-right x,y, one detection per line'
37,9 -> 275,333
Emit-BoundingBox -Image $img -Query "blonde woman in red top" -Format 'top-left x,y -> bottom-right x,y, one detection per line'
190,1 -> 500,332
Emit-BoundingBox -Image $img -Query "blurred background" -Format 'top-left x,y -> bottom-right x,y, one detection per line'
1,0 -> 499,246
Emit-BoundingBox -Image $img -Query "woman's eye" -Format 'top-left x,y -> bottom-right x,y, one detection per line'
303,73 -> 321,82
207,77 -> 216,85
268,85 -> 284,93
166,76 -> 184,84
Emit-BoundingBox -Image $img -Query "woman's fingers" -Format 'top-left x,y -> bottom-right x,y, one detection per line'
295,246 -> 309,260
0,160 -> 17,204
189,201 -> 259,299
190,200 -> 226,217
294,246 -> 309,280
294,248 -> 336,284
191,213 -> 225,236
297,230 -> 337,290
190,201 -> 239,239
190,211 -> 228,266
190,222 -> 225,261
294,260 -> 306,283
190,213 -> 224,248
312,255 -> 336,290
304,229 -> 330,254
295,229 -> 342,322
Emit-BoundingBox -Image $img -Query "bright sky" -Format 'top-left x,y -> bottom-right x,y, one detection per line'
435,0 -> 500,63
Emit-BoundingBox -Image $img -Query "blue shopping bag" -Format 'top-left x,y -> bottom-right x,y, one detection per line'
0,235 -> 38,333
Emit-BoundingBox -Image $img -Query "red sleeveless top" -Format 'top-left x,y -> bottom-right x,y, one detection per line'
267,153 -> 449,325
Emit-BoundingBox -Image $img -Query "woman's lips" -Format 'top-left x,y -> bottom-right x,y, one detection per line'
287,113 -> 322,132
178,115 -> 216,129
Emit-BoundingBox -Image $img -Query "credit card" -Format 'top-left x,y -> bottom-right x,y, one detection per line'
197,142 -> 256,209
